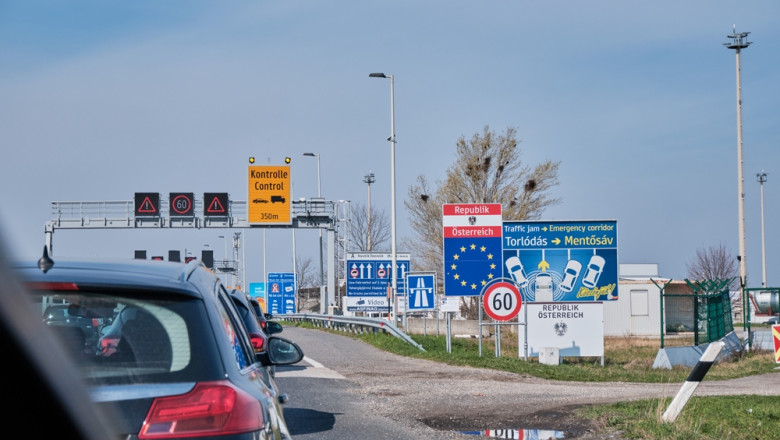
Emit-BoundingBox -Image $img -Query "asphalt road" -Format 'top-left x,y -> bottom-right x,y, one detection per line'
274,326 -> 780,439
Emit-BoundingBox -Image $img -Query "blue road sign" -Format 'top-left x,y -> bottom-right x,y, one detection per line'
267,272 -> 296,314
407,273 -> 436,311
442,203 -> 503,296
502,220 -> 618,302
346,252 -> 410,297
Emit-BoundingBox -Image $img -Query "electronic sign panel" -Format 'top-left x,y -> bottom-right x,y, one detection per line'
203,193 -> 229,217
248,166 -> 291,225
134,193 -> 160,217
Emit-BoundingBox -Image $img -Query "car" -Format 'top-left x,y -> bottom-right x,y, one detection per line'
14,252 -> 304,440
0,244 -> 116,439
505,256 -> 529,288
42,303 -> 105,355
534,272 -> 554,302
582,255 -> 606,288
766,316 -> 779,325
246,295 -> 282,335
253,198 -> 269,204
559,259 -> 582,293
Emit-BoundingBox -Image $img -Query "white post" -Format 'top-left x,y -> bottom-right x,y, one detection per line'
662,341 -> 725,423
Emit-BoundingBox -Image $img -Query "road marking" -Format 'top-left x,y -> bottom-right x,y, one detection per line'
275,356 -> 345,379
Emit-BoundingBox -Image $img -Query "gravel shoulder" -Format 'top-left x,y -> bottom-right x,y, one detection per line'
283,326 -> 780,439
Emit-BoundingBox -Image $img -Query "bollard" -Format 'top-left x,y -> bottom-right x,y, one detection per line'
661,341 -> 725,423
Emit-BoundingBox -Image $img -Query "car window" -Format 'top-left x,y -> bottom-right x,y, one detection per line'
29,291 -> 216,386
216,288 -> 254,370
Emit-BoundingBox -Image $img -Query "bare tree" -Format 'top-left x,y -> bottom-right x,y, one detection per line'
404,125 -> 561,317
686,243 -> 739,288
296,256 -> 319,312
349,202 -> 391,251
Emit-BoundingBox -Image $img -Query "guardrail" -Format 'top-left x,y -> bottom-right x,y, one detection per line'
278,313 -> 426,352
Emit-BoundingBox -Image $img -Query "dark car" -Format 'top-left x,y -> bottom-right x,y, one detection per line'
15,254 -> 303,440
245,294 -> 282,336
42,303 -> 105,355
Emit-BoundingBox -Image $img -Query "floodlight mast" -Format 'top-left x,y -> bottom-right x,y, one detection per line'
724,26 -> 751,290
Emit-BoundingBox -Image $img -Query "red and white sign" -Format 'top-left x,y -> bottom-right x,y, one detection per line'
482,281 -> 522,321
773,324 -> 780,364
442,203 -> 502,238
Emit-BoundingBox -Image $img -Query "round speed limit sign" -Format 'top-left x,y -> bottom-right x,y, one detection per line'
482,281 -> 522,321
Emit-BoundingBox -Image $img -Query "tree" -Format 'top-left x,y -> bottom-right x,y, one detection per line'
404,125 -> 561,317
296,256 -> 319,312
686,243 -> 739,289
349,202 -> 391,251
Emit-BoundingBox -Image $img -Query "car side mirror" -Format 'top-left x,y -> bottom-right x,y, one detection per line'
259,337 -> 303,366
265,321 -> 283,335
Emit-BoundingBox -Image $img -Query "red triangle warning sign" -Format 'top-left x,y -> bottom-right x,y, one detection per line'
207,196 -> 226,213
138,197 -> 157,213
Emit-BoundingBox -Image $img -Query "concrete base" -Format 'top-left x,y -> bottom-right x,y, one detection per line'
652,331 -> 743,369
539,347 -> 560,365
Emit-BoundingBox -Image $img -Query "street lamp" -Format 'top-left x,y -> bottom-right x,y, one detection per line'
757,171 -> 767,287
303,152 -> 325,313
369,72 -> 397,324
363,172 -> 375,251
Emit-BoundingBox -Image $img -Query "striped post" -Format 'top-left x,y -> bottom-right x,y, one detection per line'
661,341 -> 725,423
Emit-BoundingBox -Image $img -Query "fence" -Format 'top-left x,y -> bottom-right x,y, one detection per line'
660,279 -> 734,348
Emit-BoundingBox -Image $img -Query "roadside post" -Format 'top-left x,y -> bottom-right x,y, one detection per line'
661,341 -> 725,423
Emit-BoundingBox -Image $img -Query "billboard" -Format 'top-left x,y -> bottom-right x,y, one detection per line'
502,220 -> 618,302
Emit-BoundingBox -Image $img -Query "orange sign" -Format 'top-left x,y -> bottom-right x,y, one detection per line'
773,324 -> 780,364
248,165 -> 291,225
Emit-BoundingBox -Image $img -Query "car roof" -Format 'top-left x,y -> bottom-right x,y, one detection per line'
12,257 -> 210,298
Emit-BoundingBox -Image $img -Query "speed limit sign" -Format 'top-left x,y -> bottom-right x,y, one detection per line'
482,281 -> 522,321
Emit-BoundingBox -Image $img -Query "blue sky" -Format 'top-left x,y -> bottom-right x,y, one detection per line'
1,1 -> 779,288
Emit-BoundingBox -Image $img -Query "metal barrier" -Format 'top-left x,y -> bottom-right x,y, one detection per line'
278,314 -> 426,352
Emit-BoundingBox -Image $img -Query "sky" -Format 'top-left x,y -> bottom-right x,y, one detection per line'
1,1 -> 779,290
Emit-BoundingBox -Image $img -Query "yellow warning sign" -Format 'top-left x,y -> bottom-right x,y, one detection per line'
248,165 -> 291,225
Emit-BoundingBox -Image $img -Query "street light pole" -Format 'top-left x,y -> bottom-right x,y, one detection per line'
303,152 -> 325,313
724,27 -> 751,290
369,72 -> 396,324
363,172 -> 375,251
758,171 -> 767,287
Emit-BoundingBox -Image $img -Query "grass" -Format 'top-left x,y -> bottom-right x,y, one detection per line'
287,321 -> 780,439
577,395 -> 780,440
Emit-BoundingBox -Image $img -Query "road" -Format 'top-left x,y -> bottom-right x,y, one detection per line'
274,326 -> 780,439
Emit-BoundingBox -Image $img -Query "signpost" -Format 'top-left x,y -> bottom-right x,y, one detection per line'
345,252 -> 410,313
502,220 -> 618,302
773,324 -> 780,364
248,165 -> 291,225
442,203 -> 503,296
407,272 -> 436,311
267,272 -> 296,315
482,281 -> 522,321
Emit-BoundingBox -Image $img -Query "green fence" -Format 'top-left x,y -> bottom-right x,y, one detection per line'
657,278 -> 734,348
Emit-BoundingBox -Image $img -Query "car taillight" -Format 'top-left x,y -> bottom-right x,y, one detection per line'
249,331 -> 266,352
98,335 -> 120,356
139,381 -> 264,439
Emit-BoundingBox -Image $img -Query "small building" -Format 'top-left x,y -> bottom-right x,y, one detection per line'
605,263 -> 693,337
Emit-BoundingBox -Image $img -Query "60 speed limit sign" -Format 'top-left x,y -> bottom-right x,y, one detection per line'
482,281 -> 522,321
